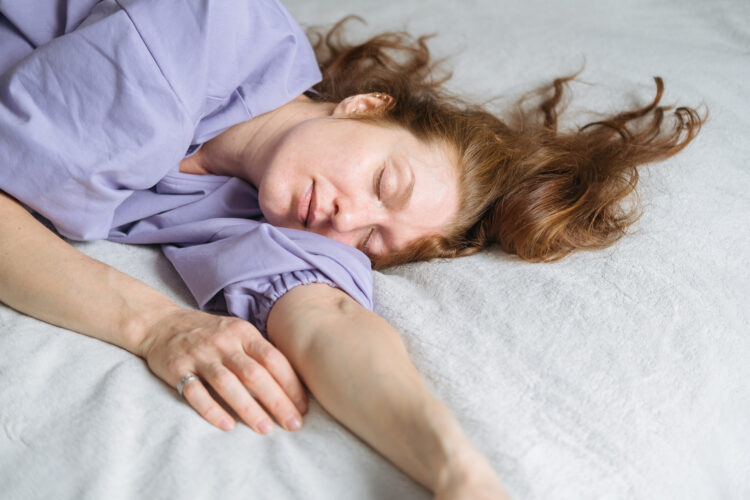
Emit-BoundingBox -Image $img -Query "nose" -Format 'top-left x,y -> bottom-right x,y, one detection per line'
331,196 -> 368,232
328,196 -> 381,245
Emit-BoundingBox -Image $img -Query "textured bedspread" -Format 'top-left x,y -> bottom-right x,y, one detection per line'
1,0 -> 748,498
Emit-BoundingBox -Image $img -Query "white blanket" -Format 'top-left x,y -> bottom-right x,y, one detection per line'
1,0 -> 748,498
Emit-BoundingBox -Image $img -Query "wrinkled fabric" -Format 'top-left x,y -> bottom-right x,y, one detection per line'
0,0 -> 374,333
109,171 -> 373,333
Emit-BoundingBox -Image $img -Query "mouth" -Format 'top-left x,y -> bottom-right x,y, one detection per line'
297,181 -> 313,227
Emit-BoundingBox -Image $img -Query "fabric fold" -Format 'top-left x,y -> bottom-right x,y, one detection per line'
110,173 -> 374,336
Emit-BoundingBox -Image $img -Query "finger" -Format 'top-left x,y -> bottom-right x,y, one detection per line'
244,339 -> 309,415
226,352 -> 304,432
180,376 -> 236,432
201,361 -> 275,435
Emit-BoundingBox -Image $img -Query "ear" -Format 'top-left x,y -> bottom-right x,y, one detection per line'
332,92 -> 394,116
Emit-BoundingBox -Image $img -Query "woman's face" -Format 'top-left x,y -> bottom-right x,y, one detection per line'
256,113 -> 459,260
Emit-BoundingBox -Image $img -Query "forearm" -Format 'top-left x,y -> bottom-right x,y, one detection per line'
0,192 -> 179,356
267,284 -> 474,492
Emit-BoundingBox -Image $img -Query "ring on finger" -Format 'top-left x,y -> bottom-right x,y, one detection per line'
177,372 -> 200,398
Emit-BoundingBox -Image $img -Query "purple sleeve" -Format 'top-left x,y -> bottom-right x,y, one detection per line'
117,0 -> 321,144
0,0 -> 320,240
164,224 -> 374,336
0,0 -> 191,239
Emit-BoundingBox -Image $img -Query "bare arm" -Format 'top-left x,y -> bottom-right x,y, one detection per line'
0,192 -> 307,433
2,191 -> 506,496
0,192 -> 175,351
267,284 -> 509,498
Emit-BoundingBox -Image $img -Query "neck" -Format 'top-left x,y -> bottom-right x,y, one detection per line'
194,94 -> 335,186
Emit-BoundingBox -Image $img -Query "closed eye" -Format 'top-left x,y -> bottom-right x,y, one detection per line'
360,165 -> 386,255
360,227 -> 375,254
375,165 -> 386,200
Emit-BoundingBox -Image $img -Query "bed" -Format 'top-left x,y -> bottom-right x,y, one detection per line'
1,0 -> 748,498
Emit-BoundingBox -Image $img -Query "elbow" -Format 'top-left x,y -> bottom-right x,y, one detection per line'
266,283 -> 363,357
324,292 -> 361,317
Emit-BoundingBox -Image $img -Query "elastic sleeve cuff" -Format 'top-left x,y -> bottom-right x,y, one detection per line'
212,269 -> 337,338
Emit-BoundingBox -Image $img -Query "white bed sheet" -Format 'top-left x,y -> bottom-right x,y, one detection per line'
1,0 -> 749,498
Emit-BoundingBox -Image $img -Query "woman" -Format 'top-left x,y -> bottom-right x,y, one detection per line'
0,0 -> 703,498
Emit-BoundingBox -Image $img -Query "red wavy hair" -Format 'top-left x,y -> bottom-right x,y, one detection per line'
307,17 -> 706,268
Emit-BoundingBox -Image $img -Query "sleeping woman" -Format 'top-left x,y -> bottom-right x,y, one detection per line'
0,1 -> 703,498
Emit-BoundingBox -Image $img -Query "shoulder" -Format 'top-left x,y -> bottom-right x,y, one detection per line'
118,0 -> 322,121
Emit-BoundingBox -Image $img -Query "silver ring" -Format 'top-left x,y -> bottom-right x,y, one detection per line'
177,373 -> 200,398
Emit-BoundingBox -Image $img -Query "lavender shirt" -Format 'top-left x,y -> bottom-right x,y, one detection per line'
0,0 -> 373,334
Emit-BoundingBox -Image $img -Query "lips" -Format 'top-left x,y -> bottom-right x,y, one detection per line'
306,182 -> 317,227
297,182 -> 313,227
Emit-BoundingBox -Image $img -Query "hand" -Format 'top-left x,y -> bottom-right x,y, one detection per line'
138,307 -> 308,434
435,447 -> 510,500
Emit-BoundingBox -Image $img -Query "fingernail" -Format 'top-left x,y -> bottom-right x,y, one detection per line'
258,419 -> 273,435
220,419 -> 235,432
285,416 -> 302,431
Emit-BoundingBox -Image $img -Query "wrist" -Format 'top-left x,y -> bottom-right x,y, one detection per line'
117,289 -> 183,358
434,438 -> 507,498
435,441 -> 474,491
429,412 -> 476,489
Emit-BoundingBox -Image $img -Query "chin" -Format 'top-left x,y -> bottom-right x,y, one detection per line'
261,210 -> 284,228
259,202 -> 296,230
